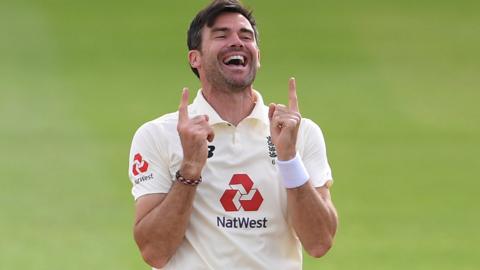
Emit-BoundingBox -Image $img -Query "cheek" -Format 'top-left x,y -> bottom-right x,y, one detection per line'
204,49 -> 220,63
249,46 -> 260,62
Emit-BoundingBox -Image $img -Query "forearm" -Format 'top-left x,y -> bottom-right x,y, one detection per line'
134,181 -> 197,266
132,89 -> 214,268
287,182 -> 337,257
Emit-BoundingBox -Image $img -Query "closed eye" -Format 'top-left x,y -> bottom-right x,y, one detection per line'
211,27 -> 229,39
240,28 -> 254,41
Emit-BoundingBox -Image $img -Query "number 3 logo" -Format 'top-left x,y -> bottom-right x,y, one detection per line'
208,145 -> 215,158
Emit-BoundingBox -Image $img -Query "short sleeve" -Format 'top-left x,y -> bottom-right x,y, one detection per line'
128,122 -> 173,200
300,118 -> 333,187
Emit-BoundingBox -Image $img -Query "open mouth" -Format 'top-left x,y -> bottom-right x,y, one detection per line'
223,55 -> 247,67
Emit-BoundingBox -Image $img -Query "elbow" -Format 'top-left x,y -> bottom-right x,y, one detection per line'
134,225 -> 171,268
140,246 -> 170,269
134,230 -> 171,268
305,238 -> 333,258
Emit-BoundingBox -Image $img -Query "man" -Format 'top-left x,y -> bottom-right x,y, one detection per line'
128,0 -> 338,269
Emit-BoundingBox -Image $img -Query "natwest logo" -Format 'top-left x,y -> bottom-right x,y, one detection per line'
220,174 -> 263,211
132,153 -> 149,176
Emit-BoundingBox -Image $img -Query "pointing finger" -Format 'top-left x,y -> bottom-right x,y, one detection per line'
288,77 -> 299,112
178,87 -> 189,123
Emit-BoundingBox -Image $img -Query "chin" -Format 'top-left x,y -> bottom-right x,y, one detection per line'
225,78 -> 254,91
224,72 -> 256,89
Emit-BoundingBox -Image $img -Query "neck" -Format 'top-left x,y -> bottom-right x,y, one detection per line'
201,84 -> 256,126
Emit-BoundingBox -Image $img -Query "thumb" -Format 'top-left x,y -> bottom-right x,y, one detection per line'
268,103 -> 276,121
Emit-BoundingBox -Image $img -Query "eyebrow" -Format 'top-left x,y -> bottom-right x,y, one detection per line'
240,28 -> 254,36
211,27 -> 229,33
211,27 -> 254,36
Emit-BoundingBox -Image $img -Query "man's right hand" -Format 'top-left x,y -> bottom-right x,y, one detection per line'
177,88 -> 215,179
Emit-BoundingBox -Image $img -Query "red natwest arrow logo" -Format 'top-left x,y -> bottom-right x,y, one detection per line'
132,153 -> 149,176
220,174 -> 263,211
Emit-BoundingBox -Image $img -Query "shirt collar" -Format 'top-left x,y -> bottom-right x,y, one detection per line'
191,89 -> 270,126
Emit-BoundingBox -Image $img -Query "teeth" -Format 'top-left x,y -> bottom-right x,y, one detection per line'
224,55 -> 245,65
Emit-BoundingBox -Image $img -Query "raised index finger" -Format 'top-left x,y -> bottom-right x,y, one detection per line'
288,77 -> 299,112
178,87 -> 189,123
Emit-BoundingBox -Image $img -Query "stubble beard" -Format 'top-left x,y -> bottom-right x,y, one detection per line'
205,58 -> 257,93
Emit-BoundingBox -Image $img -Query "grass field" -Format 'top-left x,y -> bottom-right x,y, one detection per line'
1,0 -> 479,269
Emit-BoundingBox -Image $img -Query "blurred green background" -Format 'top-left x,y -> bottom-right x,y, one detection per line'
1,0 -> 479,269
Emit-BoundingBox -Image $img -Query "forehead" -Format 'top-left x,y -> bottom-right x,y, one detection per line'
207,12 -> 254,32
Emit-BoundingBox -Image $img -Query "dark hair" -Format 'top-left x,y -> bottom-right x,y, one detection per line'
187,0 -> 259,78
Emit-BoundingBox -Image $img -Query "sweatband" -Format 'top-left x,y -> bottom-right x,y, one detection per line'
276,153 -> 310,188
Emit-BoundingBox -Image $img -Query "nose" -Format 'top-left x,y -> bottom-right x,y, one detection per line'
228,33 -> 244,48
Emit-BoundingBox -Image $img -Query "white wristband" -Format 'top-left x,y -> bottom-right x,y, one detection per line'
276,153 -> 310,189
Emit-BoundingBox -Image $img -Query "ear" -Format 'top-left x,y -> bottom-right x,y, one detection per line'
188,50 -> 201,69
256,49 -> 261,69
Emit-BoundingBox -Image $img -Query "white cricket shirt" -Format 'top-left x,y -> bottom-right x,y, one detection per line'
128,90 -> 333,270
